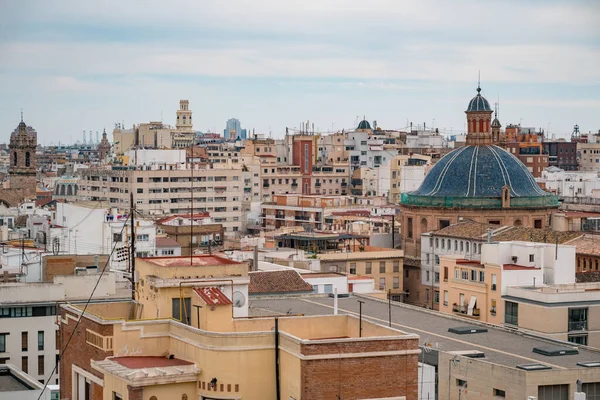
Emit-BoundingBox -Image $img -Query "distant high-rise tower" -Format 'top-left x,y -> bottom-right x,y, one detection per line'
89,130 -> 93,145
176,100 -> 193,131
82,130 -> 86,144
96,131 -> 100,144
224,118 -> 246,140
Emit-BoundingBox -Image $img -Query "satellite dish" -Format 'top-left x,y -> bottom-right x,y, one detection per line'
233,291 -> 246,308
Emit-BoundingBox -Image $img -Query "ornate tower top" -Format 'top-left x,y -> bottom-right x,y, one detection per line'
465,81 -> 494,145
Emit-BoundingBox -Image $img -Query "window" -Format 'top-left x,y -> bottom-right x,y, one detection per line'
443,266 -> 448,281
426,270 -> 430,282
435,255 -> 440,265
407,217 -> 413,238
137,177 -> 143,183
25,152 -> 30,167
434,291 -> 439,304
439,220 -> 450,229
379,261 -> 386,273
435,272 -> 440,283
405,269 -> 409,278
479,271 -> 485,282
426,289 -> 429,301
38,355 -> 44,375
491,299 -> 497,315
456,379 -> 467,388
379,277 -> 385,290
454,240 -> 458,251
538,384 -> 568,400
435,238 -> 439,248
0,333 -> 6,352
364,262 -> 372,274
470,270 -> 477,281
324,284 -> 333,294
136,234 -> 149,241
466,242 -> 470,252
529,254 -> 535,262
443,291 -> 448,306
113,233 -> 122,242
505,301 -> 518,326
38,331 -> 44,351
22,331 -> 28,351
393,261 -> 399,273
454,268 -> 459,279
493,388 -> 506,397
349,263 -> 356,275
172,298 -> 192,325
461,270 -> 469,280
568,308 -> 588,331
393,277 -> 399,289
491,274 -> 497,291
460,241 -> 464,251
568,334 -> 588,345
136,188 -> 143,193
113,392 -> 123,400
22,356 -> 28,373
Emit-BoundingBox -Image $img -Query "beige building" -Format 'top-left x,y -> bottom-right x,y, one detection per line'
578,137 -> 600,172
77,156 -> 251,238
59,255 -> 420,400
318,247 -> 404,295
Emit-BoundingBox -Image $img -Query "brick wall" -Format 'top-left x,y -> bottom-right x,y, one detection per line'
59,308 -> 114,400
300,338 -> 419,400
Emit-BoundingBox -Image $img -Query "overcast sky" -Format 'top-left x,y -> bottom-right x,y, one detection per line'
1,0 -> 599,144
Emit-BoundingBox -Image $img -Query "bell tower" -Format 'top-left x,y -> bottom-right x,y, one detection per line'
465,74 -> 494,146
9,115 -> 37,192
176,100 -> 193,131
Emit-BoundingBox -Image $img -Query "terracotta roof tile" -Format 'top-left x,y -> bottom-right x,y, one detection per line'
565,235 -> 600,256
433,220 -> 582,244
249,270 -> 313,294
193,287 -> 232,306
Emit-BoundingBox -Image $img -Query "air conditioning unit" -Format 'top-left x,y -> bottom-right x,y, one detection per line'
512,256 -> 518,263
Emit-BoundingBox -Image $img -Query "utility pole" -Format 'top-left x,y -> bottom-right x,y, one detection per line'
358,300 -> 364,337
130,191 -> 136,300
391,214 -> 395,249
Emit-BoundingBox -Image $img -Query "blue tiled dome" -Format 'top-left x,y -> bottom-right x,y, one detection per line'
357,119 -> 371,130
402,145 -> 557,208
466,87 -> 492,112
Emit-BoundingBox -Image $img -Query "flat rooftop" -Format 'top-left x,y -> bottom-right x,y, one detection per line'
112,356 -> 193,369
250,296 -> 600,370
139,255 -> 241,267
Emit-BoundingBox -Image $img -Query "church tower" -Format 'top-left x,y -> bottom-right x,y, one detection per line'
465,83 -> 493,145
97,128 -> 112,161
176,100 -> 193,131
491,104 -> 505,147
9,116 -> 37,192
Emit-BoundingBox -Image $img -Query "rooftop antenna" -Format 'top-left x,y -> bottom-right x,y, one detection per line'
477,70 -> 481,91
20,108 -> 23,122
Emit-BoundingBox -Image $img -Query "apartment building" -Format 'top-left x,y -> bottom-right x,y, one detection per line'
416,221 -> 581,309
318,247 -> 404,295
261,194 -> 357,231
388,154 -> 431,203
439,241 -> 577,334
578,136 -> 600,172
77,150 -> 251,238
59,255 -> 419,400
542,141 -> 578,171
504,282 -> 600,347
537,167 -> 600,197
0,256 -> 128,386
505,125 -> 549,177
156,214 -> 224,256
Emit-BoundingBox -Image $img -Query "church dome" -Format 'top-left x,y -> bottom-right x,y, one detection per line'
357,119 -> 372,130
491,117 -> 501,128
466,87 -> 492,112
401,145 -> 557,208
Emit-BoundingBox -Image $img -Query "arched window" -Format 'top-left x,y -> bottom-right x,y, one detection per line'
25,152 -> 30,167
13,152 -> 17,166
479,119 -> 484,132
60,185 -> 66,196
67,185 -> 73,196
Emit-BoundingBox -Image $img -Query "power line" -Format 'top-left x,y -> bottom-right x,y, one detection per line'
36,214 -> 130,400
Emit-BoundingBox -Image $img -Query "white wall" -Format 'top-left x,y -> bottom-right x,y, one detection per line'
302,275 -> 348,295
418,362 -> 436,400
125,149 -> 186,166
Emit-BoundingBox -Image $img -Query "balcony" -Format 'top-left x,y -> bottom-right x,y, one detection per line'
263,183 -> 270,188
291,182 -> 298,187
451,303 -> 480,319
295,215 -> 310,221
341,182 -> 347,187
315,182 -> 321,187
568,320 -> 588,332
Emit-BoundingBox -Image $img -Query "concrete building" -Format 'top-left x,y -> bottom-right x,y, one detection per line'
0,255 -> 128,386
543,141 -> 578,171
77,150 -> 251,238
58,255 -> 419,400
418,221 -> 582,309
0,364 -> 52,400
154,237 -> 181,257
318,247 -> 404,295
255,296 -> 600,400
578,134 -> 600,172
156,214 -> 224,256
537,167 -> 600,197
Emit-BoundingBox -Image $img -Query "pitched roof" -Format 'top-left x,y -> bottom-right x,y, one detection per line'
433,220 -> 582,244
249,270 -> 313,294
192,287 -> 232,306
565,235 -> 600,256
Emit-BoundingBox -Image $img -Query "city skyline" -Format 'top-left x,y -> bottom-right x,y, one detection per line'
1,0 -> 599,143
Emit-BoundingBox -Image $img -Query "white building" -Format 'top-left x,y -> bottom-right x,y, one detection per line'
0,364 -> 52,400
0,269 -> 129,386
155,237 -> 181,257
537,167 -> 600,197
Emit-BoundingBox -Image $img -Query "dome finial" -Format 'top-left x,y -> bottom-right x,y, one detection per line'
477,70 -> 481,93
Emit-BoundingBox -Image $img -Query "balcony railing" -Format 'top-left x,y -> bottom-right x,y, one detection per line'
568,320 -> 588,331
